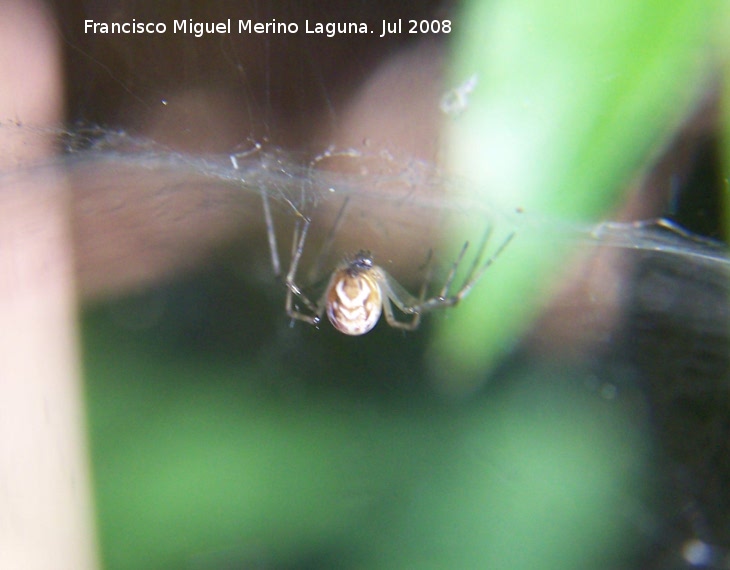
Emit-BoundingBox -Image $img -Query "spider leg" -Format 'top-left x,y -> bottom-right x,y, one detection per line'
382,296 -> 421,330
286,292 -> 324,325
413,224 -> 516,313
456,227 -> 515,299
437,240 -> 470,299
261,188 -> 281,278
379,261 -> 431,330
436,222 -> 495,300
284,217 -> 324,324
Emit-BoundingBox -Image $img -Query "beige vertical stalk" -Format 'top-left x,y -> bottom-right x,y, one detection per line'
0,1 -> 99,568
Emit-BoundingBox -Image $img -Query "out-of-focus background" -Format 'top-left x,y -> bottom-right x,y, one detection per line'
1,0 -> 729,568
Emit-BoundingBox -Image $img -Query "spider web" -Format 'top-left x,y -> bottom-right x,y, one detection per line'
1,2 -> 729,569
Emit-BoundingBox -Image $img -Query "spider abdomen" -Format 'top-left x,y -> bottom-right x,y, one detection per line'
326,270 -> 382,335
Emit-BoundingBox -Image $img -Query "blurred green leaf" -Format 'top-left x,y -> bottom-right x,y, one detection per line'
85,314 -> 446,569
430,0 -> 723,388
86,311 -> 646,569
369,377 -> 645,570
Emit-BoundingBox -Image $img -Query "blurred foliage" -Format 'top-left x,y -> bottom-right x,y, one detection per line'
85,291 -> 644,569
431,0 -> 726,385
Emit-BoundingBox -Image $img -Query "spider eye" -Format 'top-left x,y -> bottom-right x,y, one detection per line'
346,251 -> 374,274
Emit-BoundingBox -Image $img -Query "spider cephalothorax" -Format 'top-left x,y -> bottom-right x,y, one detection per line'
346,251 -> 374,276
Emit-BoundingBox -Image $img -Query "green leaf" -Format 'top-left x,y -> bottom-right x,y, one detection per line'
429,0 -> 723,390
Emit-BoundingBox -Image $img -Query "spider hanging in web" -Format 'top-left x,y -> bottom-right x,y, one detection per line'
261,188 -> 515,335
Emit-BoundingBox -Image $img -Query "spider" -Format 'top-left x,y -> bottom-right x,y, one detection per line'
272,209 -> 514,336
